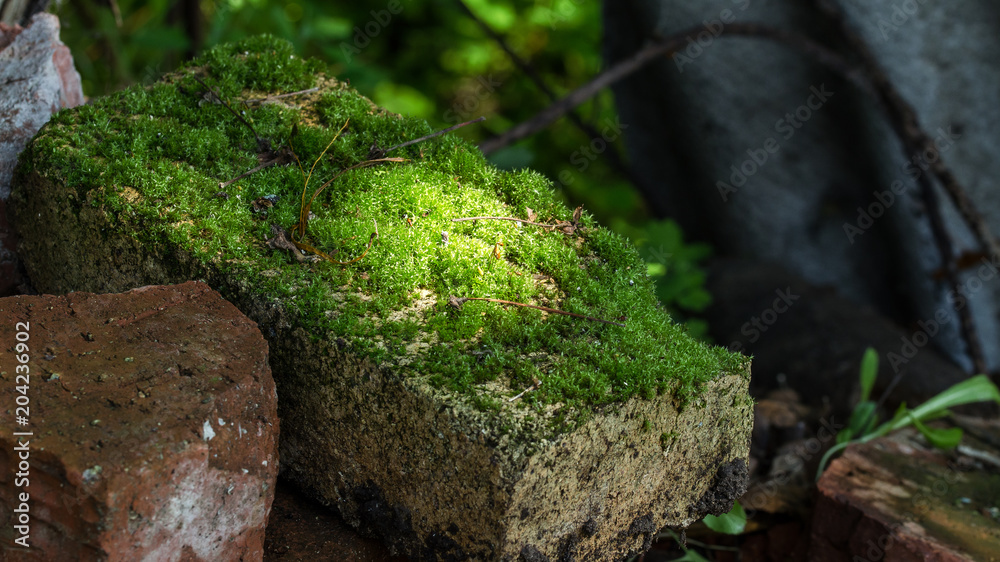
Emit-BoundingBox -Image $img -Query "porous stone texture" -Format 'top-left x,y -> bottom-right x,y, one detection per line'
811,422 -> 1000,561
8,37 -> 752,560
604,0 -> 1000,373
0,13 -> 83,297
276,349 -> 749,560
0,281 -> 278,561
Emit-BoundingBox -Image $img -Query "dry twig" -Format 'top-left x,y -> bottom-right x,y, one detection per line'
449,295 -> 625,327
509,378 -> 542,402
479,23 -> 870,154
370,117 -> 486,159
453,0 -> 644,188
452,206 -> 585,234
245,87 -> 320,104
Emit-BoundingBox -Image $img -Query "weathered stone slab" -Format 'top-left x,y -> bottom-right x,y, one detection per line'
0,281 -> 278,561
811,422 -> 1000,561
0,13 -> 83,297
9,36 -> 752,560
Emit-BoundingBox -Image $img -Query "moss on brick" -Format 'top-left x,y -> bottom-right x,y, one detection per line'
21,35 -> 746,430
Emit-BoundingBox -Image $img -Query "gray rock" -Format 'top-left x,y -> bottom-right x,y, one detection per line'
603,0 -> 1000,373
0,13 -> 83,296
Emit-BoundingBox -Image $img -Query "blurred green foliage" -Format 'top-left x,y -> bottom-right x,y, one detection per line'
52,0 -> 713,337
622,219 -> 714,340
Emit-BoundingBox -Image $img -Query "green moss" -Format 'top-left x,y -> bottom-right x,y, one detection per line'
31,35 -> 747,424
660,431 -> 678,452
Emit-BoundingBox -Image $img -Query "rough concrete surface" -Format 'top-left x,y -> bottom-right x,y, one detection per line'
0,281 -> 278,561
9,37 -> 752,560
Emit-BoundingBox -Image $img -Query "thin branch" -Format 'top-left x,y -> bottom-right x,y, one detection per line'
453,0 -> 643,188
454,0 -> 556,103
374,116 -> 486,158
219,148 -> 293,189
193,75 -> 269,152
219,162 -> 268,189
509,378 -> 541,402
812,0 -> 992,374
450,295 -> 625,327
109,0 -> 123,27
245,87 -> 320,104
451,216 -> 555,228
292,231 -> 378,266
479,22 -> 872,154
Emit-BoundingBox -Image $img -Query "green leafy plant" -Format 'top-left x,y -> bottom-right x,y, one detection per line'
817,347 -> 1000,480
837,347 -> 880,444
702,501 -> 747,535
626,502 -> 744,562
621,219 -> 713,340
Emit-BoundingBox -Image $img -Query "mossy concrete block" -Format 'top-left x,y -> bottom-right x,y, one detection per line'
9,36 -> 752,560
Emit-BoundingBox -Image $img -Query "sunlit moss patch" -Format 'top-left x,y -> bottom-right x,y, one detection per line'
28,35 -> 747,429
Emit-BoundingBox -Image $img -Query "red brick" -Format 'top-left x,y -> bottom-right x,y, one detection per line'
0,281 -> 278,561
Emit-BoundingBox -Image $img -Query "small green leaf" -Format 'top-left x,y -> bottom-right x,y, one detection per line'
910,414 -> 963,449
818,375 -> 1000,480
646,262 -> 666,277
840,400 -> 877,443
858,347 -> 878,402
702,501 -> 746,535
885,375 -> 1000,434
